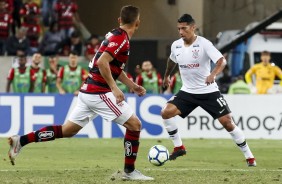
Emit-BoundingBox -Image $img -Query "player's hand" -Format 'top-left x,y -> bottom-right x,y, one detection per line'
59,89 -> 66,94
205,74 -> 216,85
112,86 -> 125,104
132,84 -> 146,96
163,76 -> 171,88
73,90 -> 79,96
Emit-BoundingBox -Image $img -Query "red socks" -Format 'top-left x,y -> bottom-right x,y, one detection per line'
124,129 -> 140,173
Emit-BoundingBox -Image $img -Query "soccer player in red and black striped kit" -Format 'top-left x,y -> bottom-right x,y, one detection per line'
8,5 -> 154,181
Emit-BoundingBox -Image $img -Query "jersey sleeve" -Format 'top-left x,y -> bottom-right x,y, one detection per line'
204,39 -> 223,64
81,68 -> 87,81
7,68 -> 14,80
104,34 -> 126,58
157,73 -> 163,86
245,65 -> 256,84
169,42 -> 177,63
57,67 -> 64,79
135,74 -> 143,86
42,70 -> 47,83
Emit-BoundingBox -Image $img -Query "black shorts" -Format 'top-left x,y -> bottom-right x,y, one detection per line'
167,90 -> 231,119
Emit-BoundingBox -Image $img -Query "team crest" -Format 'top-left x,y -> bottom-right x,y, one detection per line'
192,49 -> 199,59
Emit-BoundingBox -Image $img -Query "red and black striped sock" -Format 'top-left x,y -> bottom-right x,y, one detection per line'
19,125 -> 63,147
124,129 -> 140,173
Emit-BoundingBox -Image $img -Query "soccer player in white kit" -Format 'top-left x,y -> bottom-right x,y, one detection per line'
162,14 -> 256,166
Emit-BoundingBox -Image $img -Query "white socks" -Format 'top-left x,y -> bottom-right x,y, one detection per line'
163,117 -> 182,147
229,126 -> 254,159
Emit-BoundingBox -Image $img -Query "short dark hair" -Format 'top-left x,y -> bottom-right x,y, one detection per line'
261,50 -> 270,56
69,50 -> 78,56
71,31 -> 80,38
178,14 -> 195,24
120,5 -> 139,24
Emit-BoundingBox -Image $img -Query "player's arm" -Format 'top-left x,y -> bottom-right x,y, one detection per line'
206,57 -> 226,85
56,67 -> 65,94
245,66 -> 255,84
97,52 -> 124,103
118,71 -> 146,96
163,58 -> 177,87
273,66 -> 282,86
42,70 -> 47,93
6,68 -> 14,93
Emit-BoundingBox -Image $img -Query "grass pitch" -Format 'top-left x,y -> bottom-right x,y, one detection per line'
0,138 -> 282,184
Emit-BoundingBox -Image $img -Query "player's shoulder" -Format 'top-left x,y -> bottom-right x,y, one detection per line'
197,36 -> 213,45
171,38 -> 183,49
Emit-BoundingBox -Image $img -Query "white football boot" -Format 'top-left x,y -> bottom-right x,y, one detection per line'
122,169 -> 154,181
8,135 -> 22,165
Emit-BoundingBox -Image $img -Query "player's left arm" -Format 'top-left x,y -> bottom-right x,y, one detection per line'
206,57 -> 226,85
274,66 -> 282,85
118,71 -> 146,96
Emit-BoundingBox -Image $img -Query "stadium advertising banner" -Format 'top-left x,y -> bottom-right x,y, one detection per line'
0,94 -> 281,139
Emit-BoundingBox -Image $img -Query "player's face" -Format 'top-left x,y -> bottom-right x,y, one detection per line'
69,54 -> 78,66
177,22 -> 195,41
134,15 -> 140,30
19,57 -> 27,66
33,53 -> 42,65
261,54 -> 270,64
142,61 -> 153,72
49,57 -> 58,68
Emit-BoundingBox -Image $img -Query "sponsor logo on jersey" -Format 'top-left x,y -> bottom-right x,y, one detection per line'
176,45 -> 182,49
179,63 -> 200,69
192,49 -> 199,59
38,131 -> 54,140
124,141 -> 132,156
114,39 -> 127,54
108,42 -> 118,48
193,44 -> 199,47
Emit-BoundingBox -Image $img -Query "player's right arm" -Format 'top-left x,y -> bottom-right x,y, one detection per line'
6,68 -> 14,93
163,58 -> 177,88
56,67 -> 66,94
245,66 -> 256,84
97,52 -> 124,103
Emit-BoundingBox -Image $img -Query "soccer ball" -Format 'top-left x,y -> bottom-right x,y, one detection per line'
148,145 -> 169,166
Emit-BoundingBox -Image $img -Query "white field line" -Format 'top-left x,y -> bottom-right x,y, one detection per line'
0,168 -> 282,172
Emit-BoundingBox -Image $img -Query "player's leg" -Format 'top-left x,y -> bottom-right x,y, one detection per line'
202,91 -> 256,166
161,91 -> 197,160
8,92 -> 93,165
218,114 -> 256,166
161,103 -> 186,160
94,92 -> 153,180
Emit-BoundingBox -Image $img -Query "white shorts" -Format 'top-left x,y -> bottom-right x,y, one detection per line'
68,92 -> 133,127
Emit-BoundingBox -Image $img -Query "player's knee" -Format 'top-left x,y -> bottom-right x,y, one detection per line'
219,114 -> 234,131
161,108 -> 174,119
124,116 -> 142,131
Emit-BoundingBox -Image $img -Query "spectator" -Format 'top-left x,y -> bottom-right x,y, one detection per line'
22,14 -> 41,54
20,0 -> 40,25
228,76 -> 251,94
245,50 -> 282,94
54,0 -> 80,39
136,60 -> 162,94
6,54 -> 35,93
84,34 -> 100,61
134,64 -> 141,79
57,31 -> 82,56
39,21 -> 64,56
46,55 -> 60,93
217,66 -> 232,93
164,70 -> 182,94
41,0 -> 56,27
30,52 -> 47,93
116,72 -> 134,93
0,0 -> 12,55
56,51 -> 87,95
11,0 -> 22,35
6,26 -> 30,55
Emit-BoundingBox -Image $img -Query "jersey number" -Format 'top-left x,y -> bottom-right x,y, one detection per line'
217,97 -> 226,107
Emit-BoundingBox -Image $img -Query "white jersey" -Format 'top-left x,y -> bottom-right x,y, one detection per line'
170,36 -> 223,94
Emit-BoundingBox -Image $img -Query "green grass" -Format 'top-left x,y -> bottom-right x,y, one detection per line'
1,138 -> 282,184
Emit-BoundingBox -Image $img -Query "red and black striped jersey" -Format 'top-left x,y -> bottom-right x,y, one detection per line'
80,28 -> 130,94
0,11 -> 12,39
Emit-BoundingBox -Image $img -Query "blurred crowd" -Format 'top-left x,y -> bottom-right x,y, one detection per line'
3,0 -> 282,95
0,0 -> 100,60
